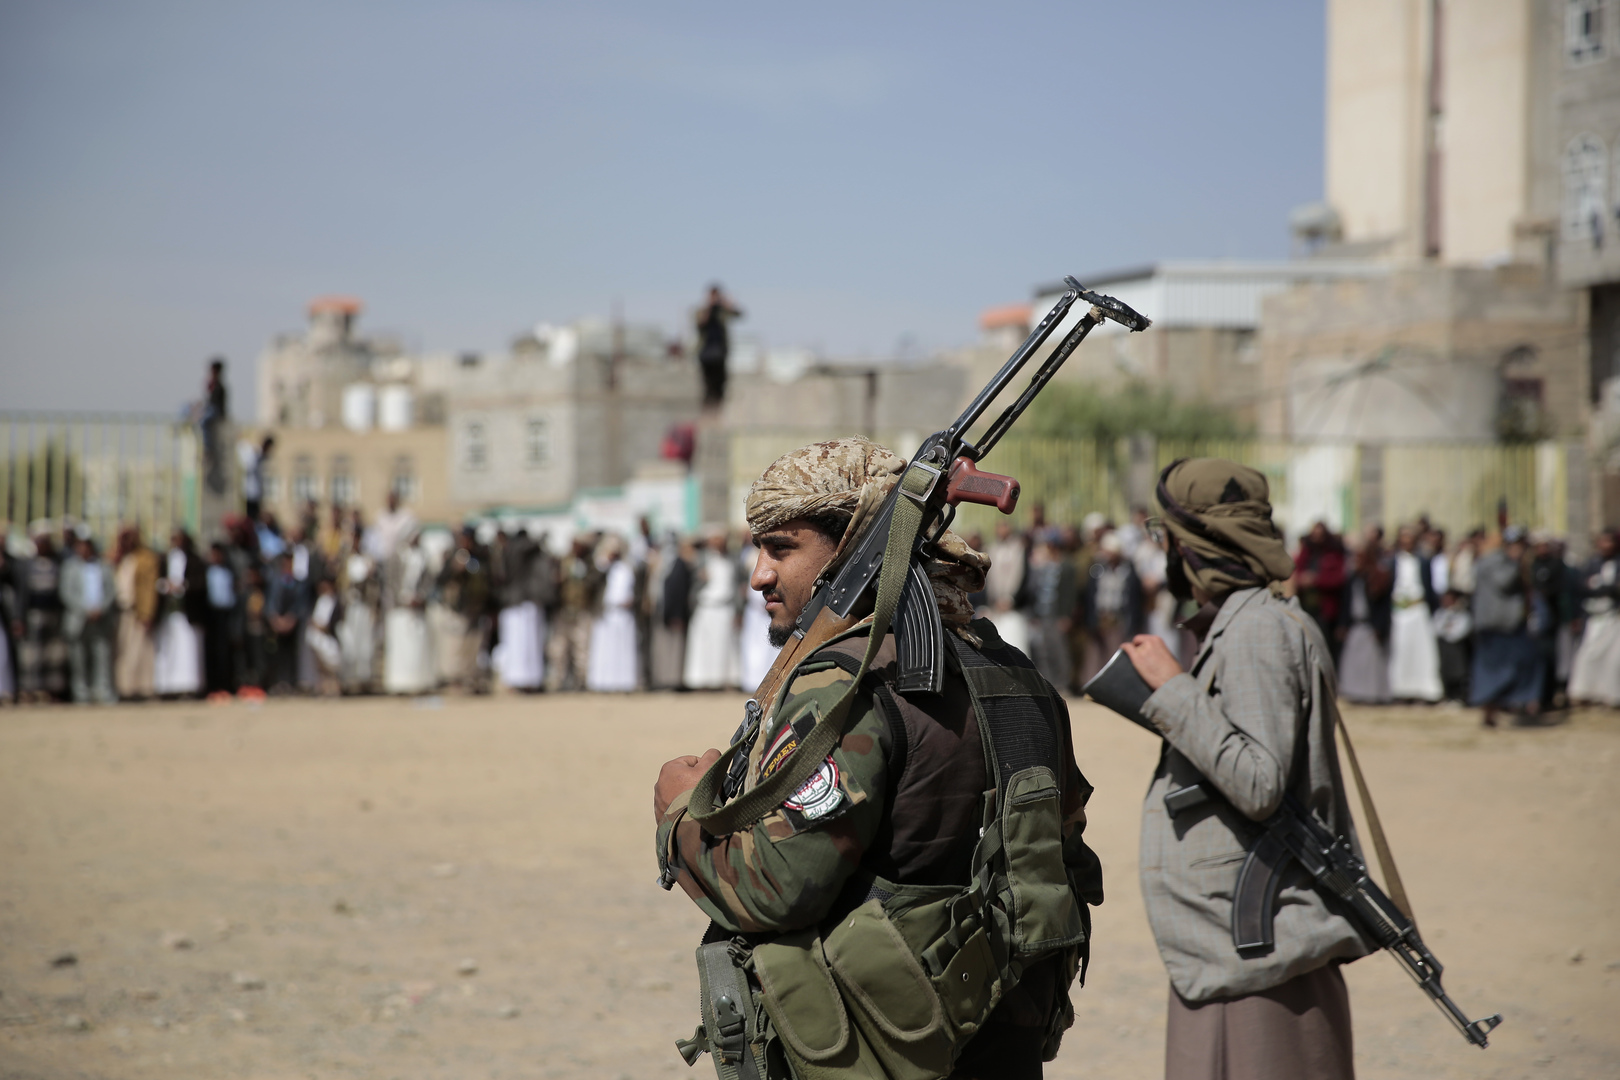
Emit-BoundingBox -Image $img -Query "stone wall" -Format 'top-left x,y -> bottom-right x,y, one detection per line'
1257,264 -> 1589,443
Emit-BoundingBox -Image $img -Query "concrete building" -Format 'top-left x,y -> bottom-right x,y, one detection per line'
707,358 -> 968,527
257,297 -> 402,430
926,2 -> 1616,538
252,294 -> 994,534
1555,0 -> 1620,522
444,321 -> 698,508
253,301 -> 703,531
1258,0 -> 1620,530
1258,265 -> 1588,444
1021,262 -> 1386,428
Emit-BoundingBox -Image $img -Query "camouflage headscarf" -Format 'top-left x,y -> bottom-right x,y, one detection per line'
1156,457 -> 1294,597
745,437 -> 988,634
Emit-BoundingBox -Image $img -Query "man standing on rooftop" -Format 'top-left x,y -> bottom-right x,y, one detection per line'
694,283 -> 742,408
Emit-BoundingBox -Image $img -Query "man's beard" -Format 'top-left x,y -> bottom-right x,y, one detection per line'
763,588 -> 792,647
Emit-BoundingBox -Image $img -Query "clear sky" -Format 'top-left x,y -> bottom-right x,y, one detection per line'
0,1 -> 1324,419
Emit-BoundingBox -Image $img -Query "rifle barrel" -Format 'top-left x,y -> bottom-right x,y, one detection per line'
947,284 -> 1082,446
971,310 -> 1100,459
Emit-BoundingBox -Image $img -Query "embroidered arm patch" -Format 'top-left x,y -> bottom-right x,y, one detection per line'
758,700 -> 863,836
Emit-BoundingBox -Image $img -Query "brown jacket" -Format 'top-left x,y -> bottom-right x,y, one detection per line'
116,548 -> 161,625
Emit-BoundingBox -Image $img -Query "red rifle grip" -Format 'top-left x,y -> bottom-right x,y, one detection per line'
946,457 -> 1020,515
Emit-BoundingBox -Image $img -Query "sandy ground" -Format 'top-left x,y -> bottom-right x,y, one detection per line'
0,691 -> 1616,1080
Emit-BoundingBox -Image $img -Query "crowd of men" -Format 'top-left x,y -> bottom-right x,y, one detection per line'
1,494 -> 1615,719
0,494 -> 784,705
1291,518 -> 1620,722
972,508 -> 1619,723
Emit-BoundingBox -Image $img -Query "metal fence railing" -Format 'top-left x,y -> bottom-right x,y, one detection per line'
0,412 -> 200,548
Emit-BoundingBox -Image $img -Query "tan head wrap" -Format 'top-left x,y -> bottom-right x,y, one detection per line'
745,437 -> 988,632
1156,458 -> 1294,596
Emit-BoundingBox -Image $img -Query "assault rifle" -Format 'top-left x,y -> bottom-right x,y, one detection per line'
1084,651 -> 1503,1049
1165,783 -> 1503,1047
751,277 -> 1151,714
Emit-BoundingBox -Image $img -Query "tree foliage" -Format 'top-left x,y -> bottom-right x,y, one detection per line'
1018,380 -> 1249,442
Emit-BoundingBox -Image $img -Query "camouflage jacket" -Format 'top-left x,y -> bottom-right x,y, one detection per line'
657,619 -> 1099,937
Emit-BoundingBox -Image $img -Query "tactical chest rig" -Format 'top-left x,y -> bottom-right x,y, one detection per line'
677,622 -> 1092,1080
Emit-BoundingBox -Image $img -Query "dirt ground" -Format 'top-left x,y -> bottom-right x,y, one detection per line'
0,691 -> 1616,1080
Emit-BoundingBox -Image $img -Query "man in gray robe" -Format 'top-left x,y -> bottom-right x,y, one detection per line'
1120,458 -> 1370,1080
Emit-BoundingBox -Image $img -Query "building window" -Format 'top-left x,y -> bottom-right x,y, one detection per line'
1564,134 -> 1608,246
524,418 -> 548,468
1498,377 -> 1547,442
1566,0 -> 1606,64
1498,347 -> 1548,442
329,455 -> 356,507
292,454 -> 320,505
390,456 -> 418,503
464,420 -> 489,471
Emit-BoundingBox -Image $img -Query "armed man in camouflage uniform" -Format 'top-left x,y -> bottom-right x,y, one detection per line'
654,437 -> 1104,1080
546,535 -> 603,692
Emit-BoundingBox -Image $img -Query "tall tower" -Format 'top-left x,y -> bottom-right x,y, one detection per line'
1325,0 -> 1546,265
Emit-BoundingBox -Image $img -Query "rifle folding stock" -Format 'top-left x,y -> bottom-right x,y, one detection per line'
1165,784 -> 1504,1048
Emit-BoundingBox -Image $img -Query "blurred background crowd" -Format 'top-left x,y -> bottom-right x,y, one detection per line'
2,490 -> 1616,722
970,508 -> 1620,725
0,493 -> 785,706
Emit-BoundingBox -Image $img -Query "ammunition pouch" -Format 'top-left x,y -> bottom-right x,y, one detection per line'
680,622 -> 1092,1080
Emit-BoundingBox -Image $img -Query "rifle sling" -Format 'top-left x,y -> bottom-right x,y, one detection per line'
686,462 -> 934,835
1326,690 -> 1414,922
1275,606 -> 1415,924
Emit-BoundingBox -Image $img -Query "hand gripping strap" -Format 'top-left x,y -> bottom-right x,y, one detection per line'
686,463 -> 934,835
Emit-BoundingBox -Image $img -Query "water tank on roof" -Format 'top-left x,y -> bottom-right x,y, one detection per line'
342,383 -> 376,432
378,385 -> 414,431
549,326 -> 579,367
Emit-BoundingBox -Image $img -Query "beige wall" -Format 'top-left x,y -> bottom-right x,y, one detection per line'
939,325 -> 1261,430
256,427 -> 452,527
1442,0 -> 1535,263
444,352 -> 701,507
1326,0 -> 1429,256
1258,264 -> 1588,442
1326,0 -> 1547,265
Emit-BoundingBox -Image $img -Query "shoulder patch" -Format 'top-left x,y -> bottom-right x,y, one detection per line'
759,721 -> 800,779
782,757 -> 844,820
